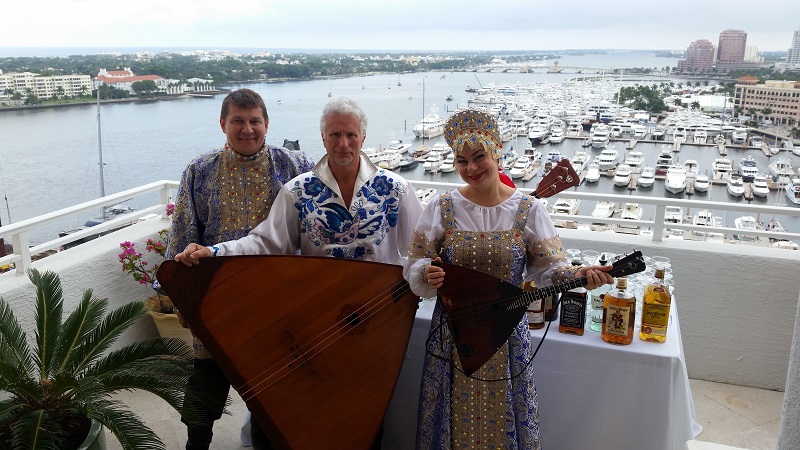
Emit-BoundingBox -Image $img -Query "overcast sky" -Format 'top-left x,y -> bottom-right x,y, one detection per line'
3,0 -> 799,54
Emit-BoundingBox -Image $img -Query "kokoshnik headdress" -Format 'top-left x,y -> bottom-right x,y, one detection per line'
443,108 -> 502,160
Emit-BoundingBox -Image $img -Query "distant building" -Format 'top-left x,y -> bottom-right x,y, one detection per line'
676,39 -> 715,74
718,29 -> 747,64
0,72 -> 92,102
733,77 -> 800,126
93,68 -> 214,95
787,28 -> 800,65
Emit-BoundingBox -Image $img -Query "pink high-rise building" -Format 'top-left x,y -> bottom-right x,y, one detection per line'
717,29 -> 747,64
677,39 -> 716,73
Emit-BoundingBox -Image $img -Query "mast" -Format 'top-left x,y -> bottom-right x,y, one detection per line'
97,88 -> 106,220
422,78 -> 426,144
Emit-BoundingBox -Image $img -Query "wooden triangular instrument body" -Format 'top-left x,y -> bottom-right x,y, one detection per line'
157,255 -> 419,450
436,251 -> 645,376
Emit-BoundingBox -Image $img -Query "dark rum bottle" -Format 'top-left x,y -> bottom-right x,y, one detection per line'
601,276 -> 636,345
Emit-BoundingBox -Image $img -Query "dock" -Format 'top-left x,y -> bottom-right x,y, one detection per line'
627,139 -> 637,150
686,179 -> 695,196
760,144 -> 771,157
744,183 -> 754,201
718,143 -> 727,156
673,141 -> 681,152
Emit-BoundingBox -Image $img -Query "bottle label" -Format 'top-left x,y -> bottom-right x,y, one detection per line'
591,293 -> 605,310
640,325 -> 667,337
642,303 -> 670,327
560,295 -> 586,328
604,305 -> 631,337
527,311 -> 544,323
529,299 -> 542,311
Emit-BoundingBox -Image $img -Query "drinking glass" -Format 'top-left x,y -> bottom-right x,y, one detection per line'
581,250 -> 600,266
566,248 -> 582,265
652,256 -> 670,265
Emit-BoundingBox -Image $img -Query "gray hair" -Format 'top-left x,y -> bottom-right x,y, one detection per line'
320,97 -> 368,137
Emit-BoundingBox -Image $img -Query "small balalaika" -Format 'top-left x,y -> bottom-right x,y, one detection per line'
435,251 -> 646,376
157,256 -> 419,450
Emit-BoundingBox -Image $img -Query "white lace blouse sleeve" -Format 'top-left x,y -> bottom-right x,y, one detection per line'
403,197 -> 445,299
524,199 -> 570,288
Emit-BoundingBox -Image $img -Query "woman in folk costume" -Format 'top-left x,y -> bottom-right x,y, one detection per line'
403,108 -> 612,449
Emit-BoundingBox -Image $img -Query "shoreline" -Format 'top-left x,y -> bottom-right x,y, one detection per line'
0,90 -> 230,112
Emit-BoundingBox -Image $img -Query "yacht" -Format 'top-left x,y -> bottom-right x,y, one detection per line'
769,158 -> 795,182
713,133 -> 726,145
673,128 -> 687,144
439,153 -> 456,173
751,174 -> 770,198
655,150 -> 673,176
497,120 -> 515,142
585,161 -> 601,183
552,197 -> 580,215
528,125 -> 550,146
623,151 -> 644,174
712,158 -> 733,181
509,156 -> 534,179
501,148 -> 519,170
570,151 -> 590,172
693,210 -> 725,240
665,205 -> 684,224
596,148 -> 619,171
386,139 -> 412,154
613,163 -> 633,187
375,149 -> 403,170
619,203 -> 643,228
546,150 -> 562,163
733,216 -> 759,242
566,121 -> 583,137
422,152 -> 443,173
637,166 -> 655,188
665,165 -> 688,194
727,173 -> 745,197
693,172 -> 710,192
631,124 -> 647,139
739,156 -> 759,182
749,135 -> 764,148
590,124 -> 610,149
693,129 -> 707,144
731,128 -> 748,145
412,105 -> 446,138
591,201 -> 615,220
549,125 -> 566,144
397,157 -> 419,171
785,177 -> 800,205
651,127 -> 666,141
683,159 -> 700,178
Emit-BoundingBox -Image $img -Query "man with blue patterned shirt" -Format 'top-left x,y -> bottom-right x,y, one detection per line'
165,88 -> 313,450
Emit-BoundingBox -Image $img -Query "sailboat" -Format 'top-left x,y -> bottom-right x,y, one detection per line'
59,89 -> 136,247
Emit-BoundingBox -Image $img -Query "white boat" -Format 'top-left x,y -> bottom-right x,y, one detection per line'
590,124 -> 610,149
623,151 -> 644,173
769,158 -> 794,182
501,148 -> 518,170
655,150 -> 673,176
613,163 -> 633,187
785,178 -> 800,205
422,152 -> 443,173
591,201 -> 615,220
683,159 -> 700,178
712,158 -> 733,181
651,127 -> 666,140
749,135 -> 764,148
552,197 -> 580,215
549,126 -> 566,144
713,133 -> 726,145
546,150 -> 562,163
731,128 -> 747,145
362,146 -> 379,161
585,161 -> 601,183
375,149 -> 403,170
673,128 -> 687,144
570,151 -> 590,172
693,173 -> 710,192
528,125 -> 550,146
509,156 -> 534,179
664,165 -> 688,194
766,218 -> 799,249
440,153 -> 456,173
693,129 -> 707,144
726,174 -> 745,197
596,148 -> 619,171
751,174 -> 770,198
632,124 -> 647,139
733,216 -> 759,242
412,105 -> 446,138
739,156 -> 758,182
619,203 -> 643,228
566,121 -> 583,137
415,188 -> 437,205
693,210 -> 725,240
637,166 -> 655,188
386,139 -> 411,154
497,120 -> 514,142
665,205 -> 684,224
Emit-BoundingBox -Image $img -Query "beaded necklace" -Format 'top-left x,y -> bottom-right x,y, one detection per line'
218,143 -> 274,234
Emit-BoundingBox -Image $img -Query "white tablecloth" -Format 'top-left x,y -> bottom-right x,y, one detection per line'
382,298 -> 702,449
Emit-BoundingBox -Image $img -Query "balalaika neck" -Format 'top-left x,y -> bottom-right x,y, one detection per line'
507,275 -> 588,311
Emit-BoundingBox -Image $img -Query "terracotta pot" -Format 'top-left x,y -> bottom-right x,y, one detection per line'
145,296 -> 194,347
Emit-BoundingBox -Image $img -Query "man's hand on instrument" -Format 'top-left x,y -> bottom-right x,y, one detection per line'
576,264 -> 614,290
425,257 -> 445,289
175,243 -> 212,266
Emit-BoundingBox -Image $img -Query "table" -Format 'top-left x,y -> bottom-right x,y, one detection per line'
382,298 -> 702,450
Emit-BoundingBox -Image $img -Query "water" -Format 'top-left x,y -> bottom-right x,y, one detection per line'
1,51 -> 798,244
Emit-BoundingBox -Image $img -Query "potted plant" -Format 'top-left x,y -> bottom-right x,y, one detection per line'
117,205 -> 192,346
0,268 -> 195,449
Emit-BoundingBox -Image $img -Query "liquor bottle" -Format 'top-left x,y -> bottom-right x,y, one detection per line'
588,253 -> 610,332
559,287 -> 587,335
544,293 -> 559,322
601,276 -> 636,345
524,280 -> 544,330
639,263 -> 672,343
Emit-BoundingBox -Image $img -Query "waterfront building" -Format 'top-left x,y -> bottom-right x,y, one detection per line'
676,39 -> 715,74
0,71 -> 92,103
717,29 -> 747,65
733,77 -> 800,126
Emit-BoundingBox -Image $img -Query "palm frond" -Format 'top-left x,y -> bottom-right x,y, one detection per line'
0,298 -> 35,379
9,409 -> 63,450
54,290 -> 106,374
28,269 -> 64,380
0,401 -> 28,427
84,337 -> 192,378
84,398 -> 165,450
70,301 -> 147,374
